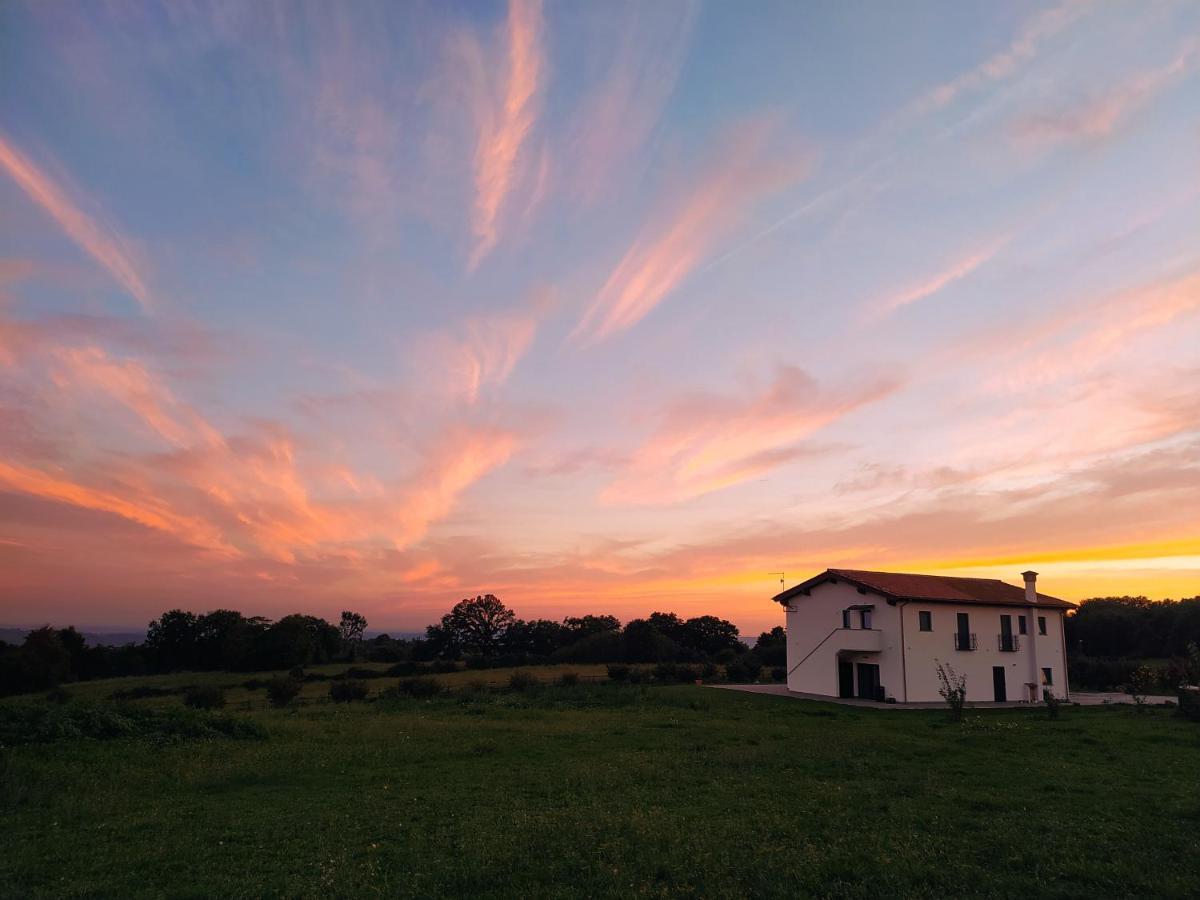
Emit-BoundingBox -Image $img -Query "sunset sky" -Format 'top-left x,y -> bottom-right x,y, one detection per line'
1,1 -> 1198,635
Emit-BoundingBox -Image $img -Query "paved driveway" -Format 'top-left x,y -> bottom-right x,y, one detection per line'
710,684 -> 1176,708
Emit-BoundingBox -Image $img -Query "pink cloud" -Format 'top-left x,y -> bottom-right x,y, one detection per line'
602,366 -> 901,505
572,119 -> 811,344
462,0 -> 545,268
1011,40 -> 1198,145
0,134 -> 153,313
867,238 -> 1007,319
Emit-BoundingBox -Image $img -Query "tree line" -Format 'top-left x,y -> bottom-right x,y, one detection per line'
1065,595 -> 1200,658
0,594 -> 788,697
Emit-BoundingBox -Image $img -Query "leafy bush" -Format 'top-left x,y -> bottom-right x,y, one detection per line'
700,662 -> 718,679
558,672 -> 579,686
183,685 -> 226,710
384,661 -> 418,677
265,675 -> 302,708
935,662 -> 967,722
606,664 -> 631,682
241,678 -> 267,691
771,667 -> 786,682
0,701 -> 265,747
508,671 -> 539,691
725,655 -> 762,683
1043,688 -> 1061,720
397,676 -> 441,698
339,667 -> 385,680
1178,688 -> 1200,722
1128,666 -> 1157,712
653,663 -> 699,683
329,680 -> 369,703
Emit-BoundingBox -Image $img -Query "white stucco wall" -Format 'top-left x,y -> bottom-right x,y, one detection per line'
784,581 -> 1070,703
899,603 -> 1069,703
784,580 -> 904,700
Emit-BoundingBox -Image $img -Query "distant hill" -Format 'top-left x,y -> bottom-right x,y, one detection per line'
0,627 -> 146,647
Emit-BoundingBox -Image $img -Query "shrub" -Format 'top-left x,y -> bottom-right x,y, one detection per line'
700,662 -> 718,679
1178,687 -> 1200,722
1128,665 -> 1156,712
340,667 -> 385,680
558,672 -> 579,686
508,671 -> 538,691
626,667 -> 648,684
0,701 -> 266,747
329,680 -> 369,703
935,661 -> 967,722
429,661 -> 459,674
606,664 -> 631,682
725,655 -> 762,683
241,678 -> 267,691
289,666 -> 305,680
771,667 -> 786,682
109,685 -> 176,701
653,663 -> 699,683
384,661 -> 418,677
1043,688 -> 1061,720
183,685 -> 226,710
265,675 -> 302,708
397,676 -> 441,698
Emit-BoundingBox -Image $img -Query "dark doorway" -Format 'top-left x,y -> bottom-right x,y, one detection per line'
856,663 -> 881,700
838,660 -> 854,698
992,666 -> 1007,702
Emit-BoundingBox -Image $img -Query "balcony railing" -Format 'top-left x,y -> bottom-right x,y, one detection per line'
998,634 -> 1020,652
954,632 -> 977,651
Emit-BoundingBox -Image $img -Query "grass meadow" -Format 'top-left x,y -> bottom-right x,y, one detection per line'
2,670 -> 1199,898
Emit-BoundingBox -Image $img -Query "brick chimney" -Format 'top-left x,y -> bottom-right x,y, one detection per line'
1022,570 -> 1038,604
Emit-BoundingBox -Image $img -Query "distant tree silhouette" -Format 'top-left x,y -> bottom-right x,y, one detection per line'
431,595 -> 515,657
339,611 -> 368,651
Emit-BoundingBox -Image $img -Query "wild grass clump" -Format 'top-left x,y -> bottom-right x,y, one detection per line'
396,677 -> 441,698
606,664 -> 631,682
265,676 -> 302,708
109,685 -> 176,702
508,671 -> 539,692
183,685 -> 226,710
0,701 -> 264,747
329,680 -> 369,703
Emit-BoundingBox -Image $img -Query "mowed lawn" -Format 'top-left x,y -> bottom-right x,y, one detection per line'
2,679 -> 1199,899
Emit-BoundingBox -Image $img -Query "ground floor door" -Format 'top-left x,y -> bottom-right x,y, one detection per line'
855,663 -> 881,700
838,660 -> 854,698
993,666 -> 1007,702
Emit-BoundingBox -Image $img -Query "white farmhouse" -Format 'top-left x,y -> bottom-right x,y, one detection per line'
775,569 -> 1074,703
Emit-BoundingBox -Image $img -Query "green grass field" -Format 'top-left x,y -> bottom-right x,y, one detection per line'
3,671 -> 1199,898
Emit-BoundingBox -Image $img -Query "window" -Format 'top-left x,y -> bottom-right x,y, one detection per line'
1038,616 -> 1047,635
1042,667 -> 1053,685
860,609 -> 872,630
842,609 -> 851,629
1018,615 -> 1027,635
918,610 -> 932,632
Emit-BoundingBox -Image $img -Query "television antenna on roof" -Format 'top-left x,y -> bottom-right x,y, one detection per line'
769,572 -> 785,591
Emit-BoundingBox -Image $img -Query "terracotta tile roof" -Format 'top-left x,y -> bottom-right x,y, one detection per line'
774,568 -> 1075,609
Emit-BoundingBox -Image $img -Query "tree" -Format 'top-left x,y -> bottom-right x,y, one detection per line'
563,614 -> 621,638
146,610 -> 200,671
339,611 -> 368,647
435,595 -> 515,658
621,619 -> 681,663
754,626 -> 787,666
503,619 -> 569,657
20,627 -> 72,690
680,616 -> 742,657
253,615 -> 340,670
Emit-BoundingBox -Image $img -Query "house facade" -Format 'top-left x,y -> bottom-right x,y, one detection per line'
774,569 -> 1074,703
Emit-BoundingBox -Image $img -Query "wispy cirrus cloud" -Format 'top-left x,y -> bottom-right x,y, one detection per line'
867,238 -> 1008,320
564,2 -> 696,206
460,0 -> 545,269
1011,39 -> 1198,145
602,366 -> 901,505
0,134 -> 153,313
572,119 -> 811,344
416,289 -> 554,404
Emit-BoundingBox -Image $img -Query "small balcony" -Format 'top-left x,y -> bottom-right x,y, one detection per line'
954,632 -> 977,651
831,627 -> 883,654
997,634 -> 1020,652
